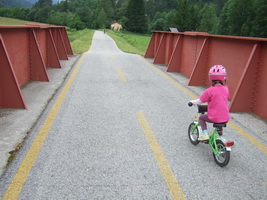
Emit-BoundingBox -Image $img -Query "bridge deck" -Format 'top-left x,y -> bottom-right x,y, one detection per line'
0,31 -> 266,200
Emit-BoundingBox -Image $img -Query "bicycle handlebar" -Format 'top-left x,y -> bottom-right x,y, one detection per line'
188,102 -> 193,107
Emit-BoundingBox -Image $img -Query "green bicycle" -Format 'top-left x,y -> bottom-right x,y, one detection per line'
188,102 -> 234,167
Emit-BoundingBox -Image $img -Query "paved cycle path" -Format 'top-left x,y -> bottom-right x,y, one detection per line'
0,31 -> 266,199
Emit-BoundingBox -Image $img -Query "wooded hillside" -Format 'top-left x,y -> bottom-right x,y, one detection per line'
0,0 -> 266,38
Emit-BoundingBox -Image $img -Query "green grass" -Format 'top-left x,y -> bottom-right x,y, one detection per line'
0,17 -> 43,25
67,29 -> 94,54
107,30 -> 151,56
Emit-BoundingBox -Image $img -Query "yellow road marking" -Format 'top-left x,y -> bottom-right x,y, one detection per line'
141,57 -> 267,154
228,122 -> 267,153
116,67 -> 126,82
3,53 -> 87,200
136,112 -> 186,200
142,59 -> 196,99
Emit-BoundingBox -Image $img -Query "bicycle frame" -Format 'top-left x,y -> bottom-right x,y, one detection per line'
191,110 -> 225,155
209,129 -> 221,155
190,120 -> 221,154
188,103 -> 234,167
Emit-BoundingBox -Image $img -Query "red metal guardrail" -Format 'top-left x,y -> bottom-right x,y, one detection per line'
145,31 -> 267,120
0,24 -> 73,109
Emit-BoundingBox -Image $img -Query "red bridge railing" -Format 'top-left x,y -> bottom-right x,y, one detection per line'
145,31 -> 267,120
0,24 -> 73,109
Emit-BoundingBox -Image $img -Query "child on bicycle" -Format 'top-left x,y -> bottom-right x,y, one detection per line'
190,65 -> 230,141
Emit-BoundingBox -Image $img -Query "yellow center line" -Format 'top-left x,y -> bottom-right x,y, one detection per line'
141,57 -> 267,154
116,67 -> 126,82
3,53 -> 87,200
228,121 -> 267,153
136,112 -> 186,200
142,59 -> 197,99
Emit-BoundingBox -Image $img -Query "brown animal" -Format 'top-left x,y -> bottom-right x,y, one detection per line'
111,22 -> 122,31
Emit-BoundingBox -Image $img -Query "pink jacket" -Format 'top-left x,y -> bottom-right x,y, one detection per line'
199,85 -> 230,123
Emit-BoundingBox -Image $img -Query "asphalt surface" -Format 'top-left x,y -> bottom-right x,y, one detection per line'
0,31 -> 266,199
0,53 -> 80,176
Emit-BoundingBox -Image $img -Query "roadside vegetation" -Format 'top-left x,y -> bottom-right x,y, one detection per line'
67,28 -> 94,54
107,30 -> 150,56
1,0 -> 267,38
0,16 -> 41,25
68,29 -> 150,55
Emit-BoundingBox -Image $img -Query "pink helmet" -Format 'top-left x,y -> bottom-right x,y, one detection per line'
209,65 -> 227,81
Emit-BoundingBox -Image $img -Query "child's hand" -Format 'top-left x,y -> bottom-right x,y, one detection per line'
189,100 -> 197,106
190,99 -> 202,105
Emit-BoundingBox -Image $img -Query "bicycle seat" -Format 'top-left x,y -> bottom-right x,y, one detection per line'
213,123 -> 227,128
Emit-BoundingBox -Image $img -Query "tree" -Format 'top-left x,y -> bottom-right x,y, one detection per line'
216,2 -> 229,35
93,0 -> 114,27
218,0 -> 254,36
189,5 -> 200,31
145,0 -> 178,22
149,12 -> 166,31
10,8 -> 29,20
101,0 -> 114,21
34,7 -> 51,23
66,13 -> 85,30
28,9 -> 38,21
174,0 -> 194,32
164,9 -> 177,30
0,8 -> 11,17
48,10 -> 66,25
197,3 -> 218,34
114,0 -> 128,22
126,0 -> 148,33
250,0 -> 267,38
97,8 -> 107,28
76,7 -> 92,28
113,0 -> 127,8
48,10 -> 85,30
148,10 -> 176,31
33,0 -> 52,9
214,0 -> 228,14
53,0 -> 69,12
119,15 -> 128,29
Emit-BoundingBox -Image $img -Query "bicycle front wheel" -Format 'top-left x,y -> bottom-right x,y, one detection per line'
188,123 -> 199,145
213,140 -> 230,167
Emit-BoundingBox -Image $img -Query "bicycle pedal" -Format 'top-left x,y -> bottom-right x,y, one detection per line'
198,139 -> 209,143
199,139 -> 209,143
198,138 -> 209,141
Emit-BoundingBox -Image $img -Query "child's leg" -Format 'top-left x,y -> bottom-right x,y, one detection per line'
199,114 -> 213,132
198,114 -> 213,140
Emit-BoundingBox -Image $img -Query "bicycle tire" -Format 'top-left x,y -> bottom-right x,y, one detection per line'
213,140 -> 230,167
188,122 -> 200,145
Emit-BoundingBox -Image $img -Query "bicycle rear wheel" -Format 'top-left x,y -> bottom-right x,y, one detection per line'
188,123 -> 199,145
213,140 -> 230,167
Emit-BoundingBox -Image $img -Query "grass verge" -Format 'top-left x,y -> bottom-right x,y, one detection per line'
67,29 -> 94,54
0,17 -> 43,25
107,30 -> 151,56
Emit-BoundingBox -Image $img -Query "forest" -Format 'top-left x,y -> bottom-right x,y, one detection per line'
0,0 -> 266,38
